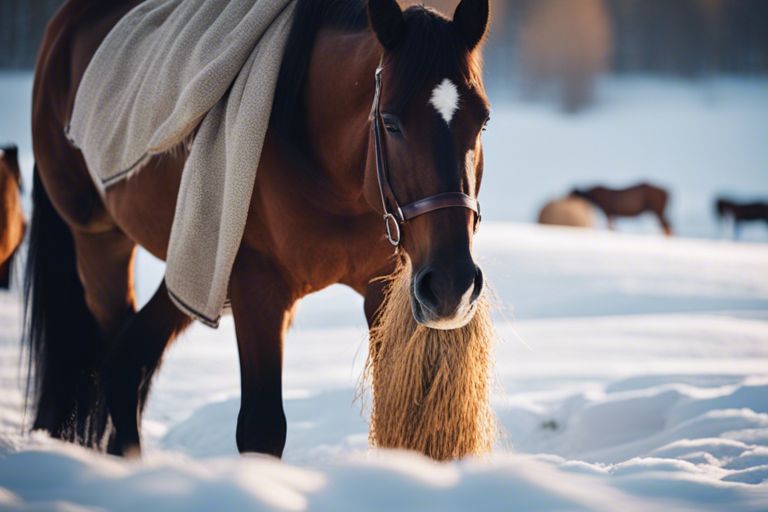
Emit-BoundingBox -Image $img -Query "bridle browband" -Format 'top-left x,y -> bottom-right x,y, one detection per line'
371,67 -> 481,246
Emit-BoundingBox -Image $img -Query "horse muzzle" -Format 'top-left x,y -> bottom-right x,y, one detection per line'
411,264 -> 484,330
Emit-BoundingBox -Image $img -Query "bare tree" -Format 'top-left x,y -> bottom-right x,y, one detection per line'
518,0 -> 611,112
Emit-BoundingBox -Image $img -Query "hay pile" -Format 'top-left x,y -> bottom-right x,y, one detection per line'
365,257 -> 497,461
538,196 -> 595,227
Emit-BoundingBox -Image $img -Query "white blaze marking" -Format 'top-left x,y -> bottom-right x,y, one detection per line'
429,78 -> 459,125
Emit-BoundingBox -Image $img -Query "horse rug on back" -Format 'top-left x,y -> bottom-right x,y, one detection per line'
66,0 -> 297,326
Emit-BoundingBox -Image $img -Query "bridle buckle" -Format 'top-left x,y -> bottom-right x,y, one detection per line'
383,213 -> 401,246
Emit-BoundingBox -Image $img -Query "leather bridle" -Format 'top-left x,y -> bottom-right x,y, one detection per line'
371,67 -> 481,246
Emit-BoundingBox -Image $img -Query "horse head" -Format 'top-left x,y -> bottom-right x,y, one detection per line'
570,187 -> 588,199
715,198 -> 731,219
364,0 -> 490,330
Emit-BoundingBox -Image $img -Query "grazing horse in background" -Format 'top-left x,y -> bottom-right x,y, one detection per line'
0,145 -> 25,289
716,198 -> 768,239
571,182 -> 672,235
27,0 -> 491,458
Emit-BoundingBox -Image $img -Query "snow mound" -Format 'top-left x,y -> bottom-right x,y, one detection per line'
0,222 -> 766,510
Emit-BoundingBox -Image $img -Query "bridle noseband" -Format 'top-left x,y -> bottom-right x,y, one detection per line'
371,67 -> 481,246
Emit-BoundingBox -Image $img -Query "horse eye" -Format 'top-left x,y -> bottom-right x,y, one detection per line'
381,115 -> 401,134
482,116 -> 490,132
385,123 -> 400,134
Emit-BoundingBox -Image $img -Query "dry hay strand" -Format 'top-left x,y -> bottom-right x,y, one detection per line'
365,257 -> 497,461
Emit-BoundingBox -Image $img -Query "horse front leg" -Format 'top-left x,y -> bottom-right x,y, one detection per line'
229,245 -> 296,457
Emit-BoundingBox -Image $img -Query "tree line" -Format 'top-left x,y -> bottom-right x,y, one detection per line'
2,0 -> 767,77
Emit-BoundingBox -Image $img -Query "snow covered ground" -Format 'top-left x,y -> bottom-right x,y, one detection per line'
1,224 -> 767,511
1,73 -> 767,510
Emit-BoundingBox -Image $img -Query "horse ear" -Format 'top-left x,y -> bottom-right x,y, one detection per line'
0,145 -> 17,165
452,0 -> 490,51
368,0 -> 406,51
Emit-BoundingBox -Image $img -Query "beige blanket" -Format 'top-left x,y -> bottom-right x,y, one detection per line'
67,0 -> 297,326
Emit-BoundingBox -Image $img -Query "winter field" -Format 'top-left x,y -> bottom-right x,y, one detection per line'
1,72 -> 768,510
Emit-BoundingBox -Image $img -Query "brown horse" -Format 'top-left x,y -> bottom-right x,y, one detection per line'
27,0 -> 490,457
571,182 -> 672,235
716,198 -> 768,239
0,145 -> 25,289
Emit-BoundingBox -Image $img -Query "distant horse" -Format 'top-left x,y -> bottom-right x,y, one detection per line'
0,145 -> 25,289
537,196 -> 594,228
27,0 -> 491,458
716,198 -> 768,239
571,182 -> 672,235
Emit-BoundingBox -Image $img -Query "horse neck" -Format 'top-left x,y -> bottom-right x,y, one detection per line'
303,29 -> 381,214
573,189 -> 596,205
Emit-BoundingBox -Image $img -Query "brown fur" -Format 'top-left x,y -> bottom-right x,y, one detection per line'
0,146 -> 25,288
366,256 -> 496,460
28,0 -> 492,459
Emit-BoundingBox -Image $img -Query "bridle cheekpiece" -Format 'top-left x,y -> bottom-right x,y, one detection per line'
371,67 -> 481,246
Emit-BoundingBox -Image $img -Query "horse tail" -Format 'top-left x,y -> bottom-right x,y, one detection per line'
23,166 -> 107,447
655,186 -> 670,212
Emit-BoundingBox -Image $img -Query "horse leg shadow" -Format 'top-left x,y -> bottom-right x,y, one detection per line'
102,280 -> 192,457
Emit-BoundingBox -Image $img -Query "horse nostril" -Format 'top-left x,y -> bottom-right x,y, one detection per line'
470,265 -> 484,303
415,269 -> 439,313
415,265 -> 481,318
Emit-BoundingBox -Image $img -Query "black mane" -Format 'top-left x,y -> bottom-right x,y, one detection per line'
271,0 -> 367,155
